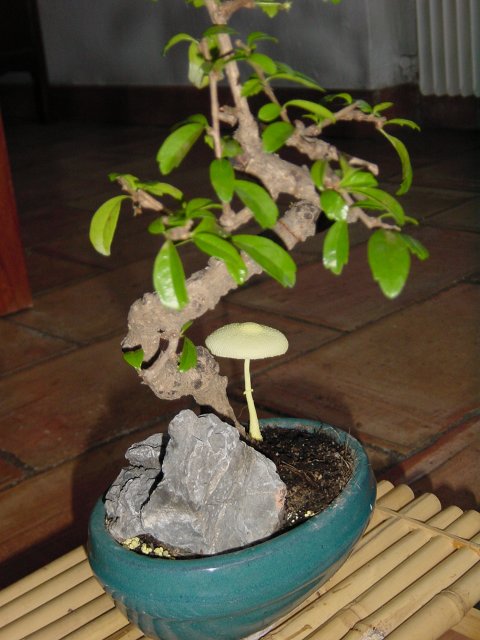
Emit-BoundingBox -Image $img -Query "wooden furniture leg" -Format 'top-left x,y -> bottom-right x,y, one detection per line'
0,113 -> 32,315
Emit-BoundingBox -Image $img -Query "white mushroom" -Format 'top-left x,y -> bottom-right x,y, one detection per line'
205,322 -> 288,441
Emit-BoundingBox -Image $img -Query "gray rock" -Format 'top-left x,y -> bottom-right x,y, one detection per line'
105,410 -> 286,556
105,433 -> 165,541
125,433 -> 165,468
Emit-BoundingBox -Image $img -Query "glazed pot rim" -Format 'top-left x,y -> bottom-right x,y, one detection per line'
89,418 -> 373,570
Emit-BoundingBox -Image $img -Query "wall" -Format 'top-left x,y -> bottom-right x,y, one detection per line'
366,0 -> 418,88
36,0 -> 418,90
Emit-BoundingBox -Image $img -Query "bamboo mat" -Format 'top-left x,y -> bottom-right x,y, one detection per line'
0,481 -> 479,640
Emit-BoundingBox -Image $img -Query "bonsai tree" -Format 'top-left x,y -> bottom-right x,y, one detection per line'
89,0 -> 428,439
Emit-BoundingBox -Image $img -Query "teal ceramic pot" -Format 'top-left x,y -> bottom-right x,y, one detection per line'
88,418 -> 376,640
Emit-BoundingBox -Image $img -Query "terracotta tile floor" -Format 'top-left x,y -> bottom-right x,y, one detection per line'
0,121 -> 479,590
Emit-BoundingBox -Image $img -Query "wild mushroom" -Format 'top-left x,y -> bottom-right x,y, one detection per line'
205,322 -> 288,441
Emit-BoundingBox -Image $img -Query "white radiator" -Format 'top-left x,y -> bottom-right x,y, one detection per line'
416,0 -> 480,97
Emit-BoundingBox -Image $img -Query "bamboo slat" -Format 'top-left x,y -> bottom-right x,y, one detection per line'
311,525 -> 480,640
387,564 -> 480,640
375,479 -> 395,499
0,560 -> 93,628
24,594 -> 114,640
0,576 -> 105,640
0,483 -> 478,640
267,507 -> 479,640
0,547 -> 86,608
60,608 -> 132,640
104,624 -> 145,640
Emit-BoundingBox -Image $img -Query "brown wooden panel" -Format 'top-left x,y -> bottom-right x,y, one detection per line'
0,114 -> 32,315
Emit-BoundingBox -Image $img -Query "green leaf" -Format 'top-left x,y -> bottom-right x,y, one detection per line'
148,218 -> 166,235
284,99 -> 334,121
233,234 -> 296,287
372,101 -> 393,115
310,160 -> 328,191
153,241 -> 189,310
193,215 -> 219,235
185,197 -> 219,216
323,220 -> 349,275
241,77 -> 263,97
248,52 -> 277,75
184,114 -> 209,126
163,32 -> 196,55
320,190 -> 349,221
209,159 -> 235,202
136,181 -> 183,199
123,348 -> 144,369
353,187 -> 405,225
234,180 -> 279,228
108,172 -> 138,189
271,64 -> 323,91
401,234 -> 429,260
271,72 -> 323,91
178,337 -> 197,372
339,170 -> 378,189
261,121 -> 295,153
379,129 -> 413,195
368,230 -> 411,298
165,212 -> 189,227
385,118 -> 421,131
247,31 -> 278,47
203,25 -> 237,38
157,121 -> 205,175
204,133 -> 214,151
221,137 -> 242,158
181,320 -> 193,334
258,3 -> 280,17
357,100 -> 373,114
404,215 -> 420,226
193,233 -> 247,284
256,1 -> 291,17
338,156 -> 354,180
188,41 -> 209,89
89,195 -> 130,256
324,92 -> 354,104
258,102 -> 282,122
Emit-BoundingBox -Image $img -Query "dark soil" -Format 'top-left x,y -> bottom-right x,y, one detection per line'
253,425 -> 354,528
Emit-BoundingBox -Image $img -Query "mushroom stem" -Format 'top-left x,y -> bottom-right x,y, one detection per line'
244,358 -> 262,441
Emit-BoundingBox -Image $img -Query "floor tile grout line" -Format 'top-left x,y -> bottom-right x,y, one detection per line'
26,245 -> 111,272
424,220 -> 480,234
219,300 -> 347,335
0,319 -> 88,348
0,407 -> 187,496
229,275 -> 480,345
0,344 -> 79,380
0,329 -> 131,381
5,253 -> 154,309
379,410 -> 480,483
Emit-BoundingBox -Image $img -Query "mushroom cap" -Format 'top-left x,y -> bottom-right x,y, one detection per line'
205,322 -> 288,360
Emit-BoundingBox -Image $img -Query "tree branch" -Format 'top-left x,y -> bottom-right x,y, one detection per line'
213,0 -> 256,22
